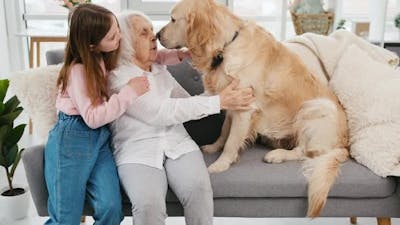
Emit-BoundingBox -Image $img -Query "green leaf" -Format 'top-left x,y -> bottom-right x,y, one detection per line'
0,80 -> 9,103
4,124 -> 26,148
0,103 -> 5,115
0,125 -> 10,156
0,150 -> 6,167
0,79 -> 25,189
10,148 -> 24,178
5,145 -> 18,168
0,108 -> 23,125
4,96 -> 20,114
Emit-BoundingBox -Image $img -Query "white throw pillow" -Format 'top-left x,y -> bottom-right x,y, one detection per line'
330,45 -> 400,177
9,65 -> 60,142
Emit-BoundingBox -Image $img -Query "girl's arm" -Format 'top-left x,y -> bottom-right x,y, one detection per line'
68,64 -> 138,129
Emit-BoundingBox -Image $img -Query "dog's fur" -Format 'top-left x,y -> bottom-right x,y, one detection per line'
157,0 -> 349,217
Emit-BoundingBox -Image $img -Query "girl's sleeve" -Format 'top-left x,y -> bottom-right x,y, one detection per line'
155,49 -> 182,65
68,65 -> 138,129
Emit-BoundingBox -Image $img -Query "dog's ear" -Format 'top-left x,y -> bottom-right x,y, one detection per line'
186,9 -> 216,51
187,0 -> 215,7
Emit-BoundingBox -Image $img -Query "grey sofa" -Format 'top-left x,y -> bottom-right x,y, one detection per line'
21,49 -> 400,225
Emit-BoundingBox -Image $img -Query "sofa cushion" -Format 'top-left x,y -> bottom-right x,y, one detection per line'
167,59 -> 204,95
163,146 -> 397,202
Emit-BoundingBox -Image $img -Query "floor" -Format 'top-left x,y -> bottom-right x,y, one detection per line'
1,113 -> 399,225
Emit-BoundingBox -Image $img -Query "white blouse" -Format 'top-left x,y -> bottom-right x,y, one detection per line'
109,63 -> 220,169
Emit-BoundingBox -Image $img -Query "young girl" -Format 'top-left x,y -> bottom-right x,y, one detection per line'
44,4 -> 150,225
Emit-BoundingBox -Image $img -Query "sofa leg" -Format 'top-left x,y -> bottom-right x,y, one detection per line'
350,217 -> 357,224
377,217 -> 391,225
29,118 -> 33,134
81,216 -> 86,223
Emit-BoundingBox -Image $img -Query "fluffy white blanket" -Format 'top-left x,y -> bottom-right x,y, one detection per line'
287,30 -> 400,177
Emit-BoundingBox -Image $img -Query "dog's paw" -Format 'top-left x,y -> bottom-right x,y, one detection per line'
201,144 -> 222,154
208,159 -> 231,173
263,150 -> 285,163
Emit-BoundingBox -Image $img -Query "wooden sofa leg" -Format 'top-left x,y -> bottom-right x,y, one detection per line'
81,216 -> 86,223
350,217 -> 357,224
29,118 -> 33,134
377,217 -> 391,225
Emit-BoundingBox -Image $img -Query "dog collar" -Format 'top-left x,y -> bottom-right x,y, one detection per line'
210,30 -> 240,70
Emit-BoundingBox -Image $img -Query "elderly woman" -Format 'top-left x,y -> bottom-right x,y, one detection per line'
109,11 -> 254,225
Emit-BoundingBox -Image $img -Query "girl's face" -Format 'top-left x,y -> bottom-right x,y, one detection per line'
97,16 -> 121,53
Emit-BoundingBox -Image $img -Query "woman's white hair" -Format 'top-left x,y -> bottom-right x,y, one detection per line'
117,10 -> 153,66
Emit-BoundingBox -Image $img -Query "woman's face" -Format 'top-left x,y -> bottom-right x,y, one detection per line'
131,16 -> 157,66
98,16 -> 121,52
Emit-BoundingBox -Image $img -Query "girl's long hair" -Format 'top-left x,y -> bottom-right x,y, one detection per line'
57,4 -> 120,105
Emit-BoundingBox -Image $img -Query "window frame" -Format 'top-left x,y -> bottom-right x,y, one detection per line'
128,0 -> 228,18
9,0 -> 399,74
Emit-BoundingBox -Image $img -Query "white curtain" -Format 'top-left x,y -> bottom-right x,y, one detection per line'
0,0 -> 10,77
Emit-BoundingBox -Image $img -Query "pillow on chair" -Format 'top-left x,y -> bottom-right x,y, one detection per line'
9,65 -> 60,141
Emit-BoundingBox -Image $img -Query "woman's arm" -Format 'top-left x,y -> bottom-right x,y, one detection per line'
126,93 -> 220,127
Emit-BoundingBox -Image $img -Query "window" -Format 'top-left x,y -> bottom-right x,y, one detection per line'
129,0 -> 226,19
336,0 -> 400,43
13,0 -> 400,69
341,0 -> 369,20
231,0 -> 290,40
385,0 -> 400,42
22,0 -> 124,66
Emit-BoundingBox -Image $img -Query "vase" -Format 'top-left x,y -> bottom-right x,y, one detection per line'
0,185 -> 30,220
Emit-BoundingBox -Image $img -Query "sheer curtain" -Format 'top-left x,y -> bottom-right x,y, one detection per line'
0,0 -> 10,77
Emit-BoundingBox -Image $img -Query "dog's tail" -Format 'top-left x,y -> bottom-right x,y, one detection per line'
304,147 -> 349,218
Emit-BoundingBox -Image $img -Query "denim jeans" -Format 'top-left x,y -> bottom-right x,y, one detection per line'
44,112 -> 123,225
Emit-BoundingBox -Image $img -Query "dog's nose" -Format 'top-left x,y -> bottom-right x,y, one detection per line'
156,31 -> 161,40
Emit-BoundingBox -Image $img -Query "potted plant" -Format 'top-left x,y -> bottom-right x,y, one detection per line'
0,79 -> 28,220
395,14 -> 400,29
62,0 -> 91,9
289,0 -> 334,35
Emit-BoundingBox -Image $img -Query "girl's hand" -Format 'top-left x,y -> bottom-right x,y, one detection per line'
128,76 -> 150,96
219,79 -> 255,111
177,49 -> 191,61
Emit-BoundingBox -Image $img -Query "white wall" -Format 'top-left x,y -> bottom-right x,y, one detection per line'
3,0 -> 27,74
0,0 -> 10,78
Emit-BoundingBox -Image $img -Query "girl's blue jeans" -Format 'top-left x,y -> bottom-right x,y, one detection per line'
44,112 -> 123,225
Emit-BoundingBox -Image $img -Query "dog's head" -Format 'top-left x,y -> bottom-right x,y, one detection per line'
157,0 -> 243,70
157,0 -> 216,49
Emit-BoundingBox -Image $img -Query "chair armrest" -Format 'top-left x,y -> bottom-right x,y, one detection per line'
45,49 -> 64,65
22,145 -> 49,216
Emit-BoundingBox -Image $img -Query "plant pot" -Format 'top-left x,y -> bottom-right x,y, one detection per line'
0,185 -> 30,220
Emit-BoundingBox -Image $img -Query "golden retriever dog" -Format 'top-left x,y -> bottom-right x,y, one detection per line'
157,0 -> 349,217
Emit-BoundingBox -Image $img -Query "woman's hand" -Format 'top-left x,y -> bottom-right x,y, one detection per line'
128,76 -> 150,96
219,78 -> 255,110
